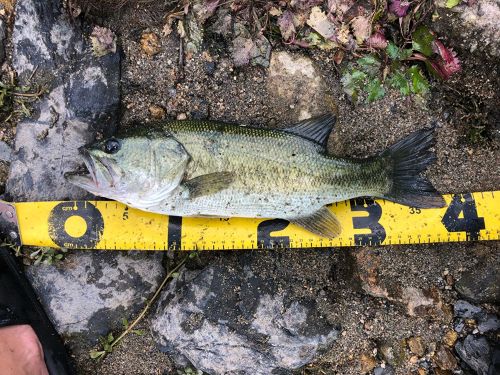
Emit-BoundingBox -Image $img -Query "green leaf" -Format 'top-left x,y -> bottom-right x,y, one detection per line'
366,78 -> 386,102
90,350 -> 105,359
408,65 -> 430,94
121,317 -> 129,328
386,42 -> 400,59
400,48 -> 414,60
55,254 -> 63,260
356,55 -> 381,76
103,343 -> 112,352
131,329 -> 145,336
107,332 -> 114,343
445,0 -> 461,8
341,69 -> 367,101
389,71 -> 411,96
412,26 -> 435,57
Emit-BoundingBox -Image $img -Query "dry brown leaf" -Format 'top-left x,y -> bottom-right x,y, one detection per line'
140,32 -> 161,56
337,23 -> 350,45
269,6 -> 282,16
177,20 -> 186,38
351,15 -> 371,44
307,6 -> 336,40
328,0 -> 355,18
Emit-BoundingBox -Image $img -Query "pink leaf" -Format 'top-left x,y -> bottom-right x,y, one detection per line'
194,0 -> 220,24
90,26 -> 116,57
278,10 -> 296,41
431,40 -> 461,79
366,30 -> 388,49
389,0 -> 410,17
291,0 -> 324,10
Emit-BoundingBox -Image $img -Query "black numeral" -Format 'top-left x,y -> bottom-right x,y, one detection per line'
257,219 -> 290,249
167,216 -> 182,250
350,198 -> 386,246
441,193 -> 485,241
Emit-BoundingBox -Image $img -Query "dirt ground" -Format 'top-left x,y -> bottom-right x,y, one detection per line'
1,1 -> 499,374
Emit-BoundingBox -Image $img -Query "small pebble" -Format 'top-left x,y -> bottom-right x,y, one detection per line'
204,61 -> 216,75
432,344 -> 457,371
359,353 -> 377,373
140,32 -> 161,56
443,330 -> 458,347
407,336 -> 425,357
148,104 -> 166,119
177,113 -> 187,120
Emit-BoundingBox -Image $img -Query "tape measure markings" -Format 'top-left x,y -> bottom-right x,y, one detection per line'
10,191 -> 500,250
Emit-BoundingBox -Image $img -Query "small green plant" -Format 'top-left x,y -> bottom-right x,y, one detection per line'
90,333 -> 115,360
28,247 -> 67,265
0,76 -> 46,123
90,256 -> 188,360
121,317 -> 145,336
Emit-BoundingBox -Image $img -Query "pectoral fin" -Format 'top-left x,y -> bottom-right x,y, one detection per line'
183,172 -> 235,199
290,207 -> 341,238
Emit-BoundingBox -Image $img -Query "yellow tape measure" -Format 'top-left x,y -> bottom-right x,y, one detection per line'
2,191 -> 499,250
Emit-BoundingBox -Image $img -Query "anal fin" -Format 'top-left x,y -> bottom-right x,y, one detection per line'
290,207 -> 342,238
183,171 -> 235,199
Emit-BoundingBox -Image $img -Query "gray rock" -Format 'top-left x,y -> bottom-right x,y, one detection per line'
0,141 -> 12,162
151,255 -> 339,375
26,251 -> 165,340
7,0 -> 120,201
455,335 -> 493,375
7,0 -> 165,345
453,300 -> 500,334
454,300 -> 483,319
478,314 -> 500,334
373,365 -> 395,375
455,261 -> 500,304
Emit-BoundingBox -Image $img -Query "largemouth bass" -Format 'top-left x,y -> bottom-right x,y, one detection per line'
67,114 -> 445,238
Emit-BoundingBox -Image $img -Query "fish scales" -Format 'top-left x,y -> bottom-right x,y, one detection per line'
161,121 -> 389,218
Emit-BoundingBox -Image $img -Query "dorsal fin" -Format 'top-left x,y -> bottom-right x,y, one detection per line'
283,114 -> 336,148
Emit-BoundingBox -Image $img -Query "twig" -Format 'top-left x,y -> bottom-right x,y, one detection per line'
94,255 -> 188,358
12,88 -> 45,98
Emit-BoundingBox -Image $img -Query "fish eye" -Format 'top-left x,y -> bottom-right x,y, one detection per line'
104,138 -> 121,154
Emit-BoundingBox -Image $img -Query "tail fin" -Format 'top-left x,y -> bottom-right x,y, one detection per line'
381,127 -> 446,208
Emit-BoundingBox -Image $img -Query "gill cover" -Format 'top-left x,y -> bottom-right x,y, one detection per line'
68,135 -> 190,210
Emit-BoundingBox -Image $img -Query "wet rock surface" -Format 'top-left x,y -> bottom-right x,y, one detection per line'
5,0 -> 165,351
455,335 -> 495,375
455,261 -> 500,304
7,0 -> 119,201
151,253 -> 340,374
26,251 -> 165,340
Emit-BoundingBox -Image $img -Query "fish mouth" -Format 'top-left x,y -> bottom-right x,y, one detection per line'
66,149 -> 116,191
